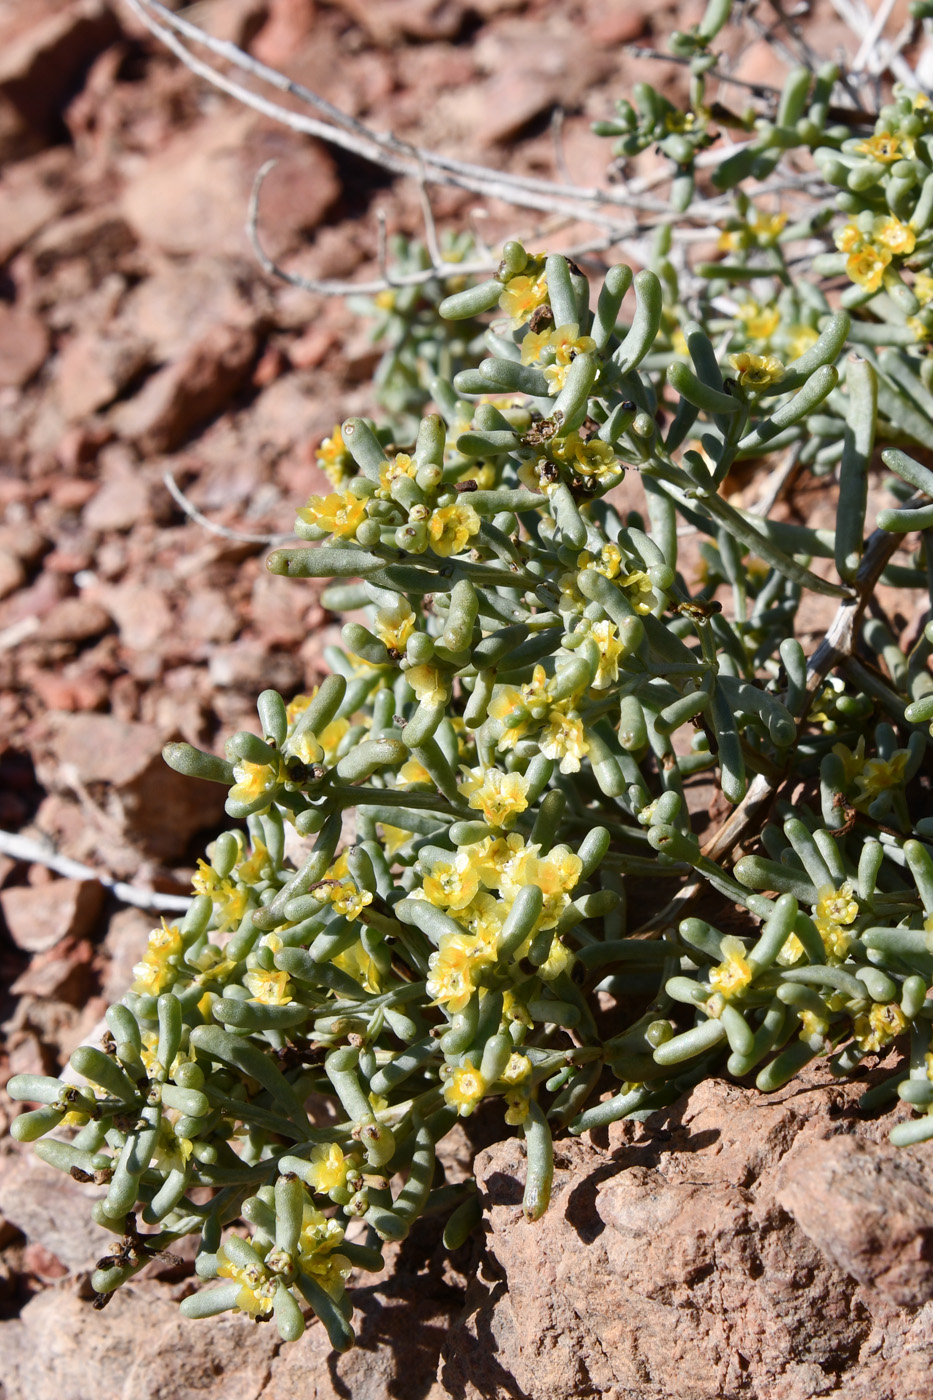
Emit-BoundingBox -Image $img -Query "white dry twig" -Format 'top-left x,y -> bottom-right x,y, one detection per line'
0,829 -> 192,913
163,466 -> 297,545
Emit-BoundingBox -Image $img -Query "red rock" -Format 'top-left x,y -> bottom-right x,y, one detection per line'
327,0 -> 467,44
34,596 -> 111,643
121,110 -> 339,260
121,256 -> 258,363
92,581 -> 173,653
36,711 -> 227,859
109,323 -> 260,455
180,588 -> 241,647
10,936 -> 95,1000
82,466 -> 153,534
57,329 -> 151,421
0,0 -> 120,161
29,208 -> 137,279
22,1242 -> 68,1282
0,304 -> 48,388
208,640 -> 304,695
27,667 -> 110,713
0,877 -> 104,953
0,522 -> 49,568
588,1 -> 649,45
0,547 -> 25,600
250,0 -> 316,67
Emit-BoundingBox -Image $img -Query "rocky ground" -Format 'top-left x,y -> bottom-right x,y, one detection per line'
1,0 -> 932,1396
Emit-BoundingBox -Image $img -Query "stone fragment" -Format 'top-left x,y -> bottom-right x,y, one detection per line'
0,150 -> 70,264
120,110 -> 339,259
0,305 -> 48,388
82,469 -> 153,534
0,877 -> 103,953
120,256 -> 257,362
10,936 -> 95,1001
327,0 -> 467,44
34,596 -> 111,643
36,712 -> 227,859
57,329 -> 151,421
0,1156 -> 114,1278
109,323 -> 259,454
0,0 -> 120,162
0,547 -> 25,600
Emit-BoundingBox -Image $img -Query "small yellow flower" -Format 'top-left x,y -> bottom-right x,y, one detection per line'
427,502 -> 481,557
557,433 -> 620,482
784,324 -> 819,360
590,619 -> 626,689
444,1063 -> 488,1116
217,1242 -> 276,1318
243,968 -> 292,1005
847,244 -> 891,293
406,664 -> 451,708
872,215 -> 916,256
458,766 -> 530,827
500,1052 -> 532,1085
541,323 -> 596,395
578,543 -> 624,582
915,272 -> 933,305
854,1002 -> 907,1052
455,891 -> 504,953
378,453 -> 417,491
539,707 -> 589,775
855,132 -> 902,162
316,424 -> 353,488
331,882 -> 373,921
399,756 -> 433,786
427,931 -> 484,1012
671,327 -> 689,355
815,883 -> 859,928
728,352 -> 785,390
815,918 -> 853,962
736,300 -> 780,341
307,1143 -> 358,1195
776,932 -> 805,967
854,750 -> 910,805
749,210 -> 787,241
424,851 -> 481,911
297,491 -> 366,539
709,935 -> 753,999
374,601 -> 416,653
908,315 -> 931,343
499,272 -> 548,327
131,918 -> 183,995
834,221 -> 862,254
537,936 -> 575,981
520,328 -> 553,366
334,939 -> 381,993
832,736 -> 866,786
504,1090 -> 531,1125
380,823 -> 412,854
229,757 -> 286,808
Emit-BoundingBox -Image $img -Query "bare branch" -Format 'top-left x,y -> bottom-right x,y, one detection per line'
0,829 -> 192,913
163,467 -> 296,545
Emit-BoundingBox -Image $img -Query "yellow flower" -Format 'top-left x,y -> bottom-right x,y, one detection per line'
503,988 -> 533,1026
590,619 -> 626,689
539,706 -> 589,774
671,327 -> 689,356
709,935 -> 753,999
500,1053 -> 532,1085
847,244 -> 890,292
557,433 -> 620,482
316,424 -> 353,488
378,453 -> 417,491
620,569 -> 658,614
427,502 -> 481,557
399,756 -> 433,786
427,931 -> 484,1012
236,839 -> 270,886
854,750 -> 910,805
217,1242 -> 276,1318
815,883 -> 859,928
736,300 -> 780,341
243,968 -> 292,1005
331,882 -> 373,921
499,271 -> 548,327
854,1002 -> 907,1052
541,323 -> 596,395
454,891 -> 504,954
915,272 -> 933,305
381,823 -> 412,854
872,215 -> 916,256
192,860 -> 248,932
131,918 -> 183,995
784,324 -> 819,360
298,1205 -> 351,1298
458,765 -> 530,827
334,939 -> 381,993
776,932 -> 805,967
520,327 -> 553,366
307,1142 -> 358,1195
578,543 -> 624,581
406,664 -> 451,708
832,736 -> 866,786
374,601 -> 416,653
297,491 -> 366,539
798,1008 -> 829,1044
443,1063 -> 488,1116
855,132 -> 902,162
728,352 -> 785,390
424,852 -> 481,911
538,936 -> 575,981
908,315 -> 931,343
815,918 -> 853,962
834,222 -> 862,254
229,757 -> 286,808
504,1090 -> 531,1125
749,210 -> 787,241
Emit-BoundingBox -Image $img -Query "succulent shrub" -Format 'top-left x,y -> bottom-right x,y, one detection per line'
12,0 -> 933,1352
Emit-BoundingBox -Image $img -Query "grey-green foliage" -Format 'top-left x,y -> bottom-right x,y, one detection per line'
10,0 -> 933,1354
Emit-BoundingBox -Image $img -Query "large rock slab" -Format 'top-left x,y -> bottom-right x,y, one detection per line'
440,1072 -> 933,1399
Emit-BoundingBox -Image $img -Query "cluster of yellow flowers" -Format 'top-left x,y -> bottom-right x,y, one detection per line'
520,321 -> 596,394
834,214 -> 916,293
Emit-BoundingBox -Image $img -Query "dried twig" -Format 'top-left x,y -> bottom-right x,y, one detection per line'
163,467 -> 296,545
0,830 -> 192,913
